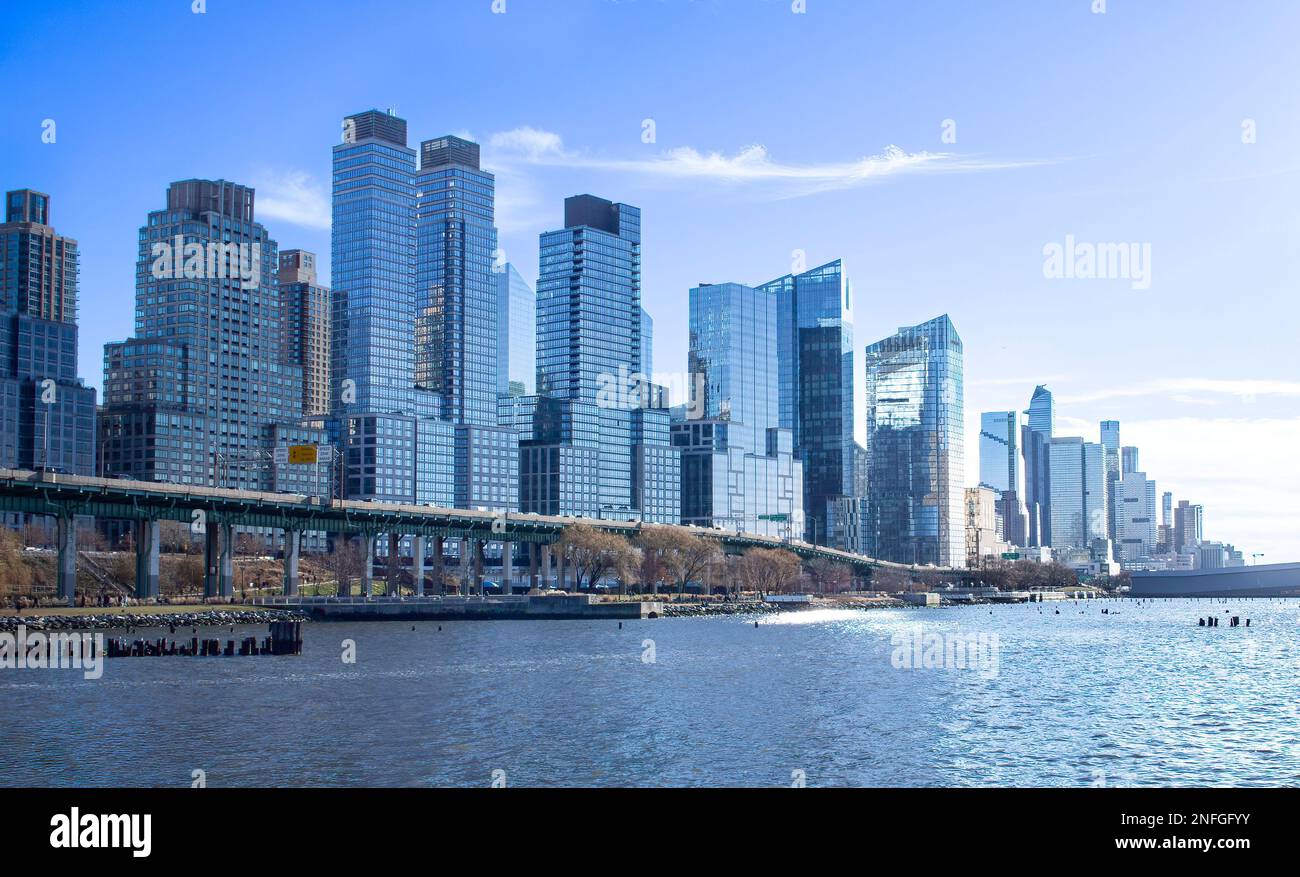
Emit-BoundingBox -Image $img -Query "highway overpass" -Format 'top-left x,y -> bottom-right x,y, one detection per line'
0,468 -> 960,604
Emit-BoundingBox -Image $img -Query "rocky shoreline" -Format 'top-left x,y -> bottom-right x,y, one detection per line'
661,601 -> 781,617
0,609 -> 309,633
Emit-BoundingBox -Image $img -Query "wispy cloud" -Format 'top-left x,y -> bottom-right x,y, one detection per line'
485,127 -> 1046,197
251,169 -> 330,230
1059,379 -> 1300,405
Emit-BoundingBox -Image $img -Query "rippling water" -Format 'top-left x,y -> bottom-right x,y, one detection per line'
4,598 -> 1300,787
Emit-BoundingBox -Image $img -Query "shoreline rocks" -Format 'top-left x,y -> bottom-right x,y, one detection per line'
0,609 -> 309,633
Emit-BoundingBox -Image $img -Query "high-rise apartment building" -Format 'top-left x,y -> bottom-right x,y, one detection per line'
0,189 -> 96,477
277,249 -> 332,418
101,180 -> 326,489
862,315 -> 965,567
518,195 -> 677,522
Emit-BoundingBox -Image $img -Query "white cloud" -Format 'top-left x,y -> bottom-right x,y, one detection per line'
251,169 -> 330,230
484,127 -> 1044,197
1059,379 -> 1300,406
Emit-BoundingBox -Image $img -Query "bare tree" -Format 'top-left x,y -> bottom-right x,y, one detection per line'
555,523 -> 639,591
806,557 -> 853,594
734,548 -> 802,595
636,526 -> 723,596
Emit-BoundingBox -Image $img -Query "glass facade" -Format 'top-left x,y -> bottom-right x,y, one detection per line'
675,281 -> 802,536
863,315 -> 965,567
978,410 -> 1027,546
1048,437 -> 1107,551
415,135 -> 498,426
1116,470 -> 1157,564
0,189 -> 96,478
757,259 -> 865,548
496,262 -> 535,396
331,110 -> 417,417
1023,384 -> 1055,547
525,195 -> 677,521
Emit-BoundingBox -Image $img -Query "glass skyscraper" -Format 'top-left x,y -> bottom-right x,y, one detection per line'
1047,436 -> 1107,551
331,110 -> 419,417
496,262 -> 535,397
520,195 -> 677,521
862,315 -> 965,567
414,134 -> 517,512
757,259 -> 865,549
978,410 -> 1027,547
330,111 -> 450,504
672,282 -> 802,537
0,189 -> 97,478
1100,419 -> 1122,541
101,180 -> 326,489
1023,384 -> 1055,548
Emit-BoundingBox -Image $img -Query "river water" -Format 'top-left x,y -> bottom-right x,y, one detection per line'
3,598 -> 1299,787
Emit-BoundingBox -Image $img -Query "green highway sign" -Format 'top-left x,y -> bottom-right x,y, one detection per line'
1001,552 -> 1021,560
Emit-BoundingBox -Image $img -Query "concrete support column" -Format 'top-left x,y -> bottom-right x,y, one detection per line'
56,515 -> 76,607
283,530 -> 301,597
528,543 -> 539,591
540,544 -> 552,591
203,524 -> 220,599
501,541 -> 514,594
387,532 -> 402,597
460,538 -> 471,595
135,519 -> 160,600
361,534 -> 376,597
432,536 -> 444,594
473,539 -> 484,595
557,547 -> 567,591
412,536 -> 427,597
219,522 -> 234,599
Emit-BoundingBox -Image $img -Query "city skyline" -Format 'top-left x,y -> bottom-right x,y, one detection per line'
3,0 -> 1298,561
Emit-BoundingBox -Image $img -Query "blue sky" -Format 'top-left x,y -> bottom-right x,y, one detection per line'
3,0 -> 1298,561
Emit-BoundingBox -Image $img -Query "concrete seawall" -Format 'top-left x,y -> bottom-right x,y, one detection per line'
254,595 -> 663,622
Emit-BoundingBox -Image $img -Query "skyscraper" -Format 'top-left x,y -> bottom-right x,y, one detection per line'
277,250 -> 331,418
1023,384 -> 1054,548
1100,420 -> 1121,541
1047,437 -> 1107,551
758,259 -> 865,549
640,306 -> 653,380
415,134 -> 517,512
1116,470 -> 1157,564
330,111 -> 444,504
978,410 -> 1027,545
1121,445 -> 1140,475
101,180 -> 324,489
496,262 -> 535,397
519,195 -> 677,521
332,109 -> 418,417
863,315 -> 965,567
1174,500 -> 1204,553
415,135 -> 498,425
673,282 -> 803,537
0,189 -> 96,477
